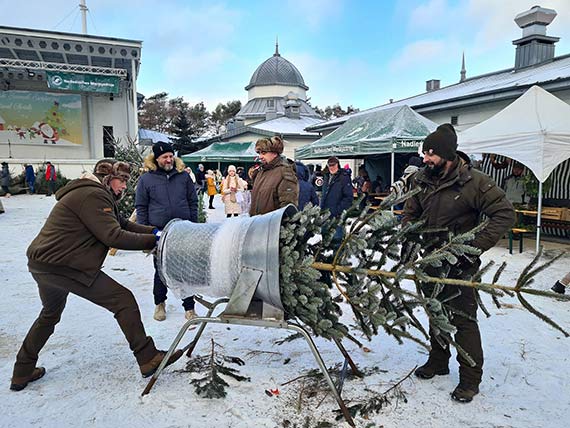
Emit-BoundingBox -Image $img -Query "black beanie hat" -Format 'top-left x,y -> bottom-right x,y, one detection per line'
422,123 -> 457,160
153,141 -> 174,159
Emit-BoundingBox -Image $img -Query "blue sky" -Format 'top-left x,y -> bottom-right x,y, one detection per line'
2,0 -> 570,111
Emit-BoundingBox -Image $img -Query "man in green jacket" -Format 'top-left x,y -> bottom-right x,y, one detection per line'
10,160 -> 183,392
404,124 -> 515,403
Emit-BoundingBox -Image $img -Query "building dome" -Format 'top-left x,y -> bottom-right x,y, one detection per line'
245,45 -> 308,91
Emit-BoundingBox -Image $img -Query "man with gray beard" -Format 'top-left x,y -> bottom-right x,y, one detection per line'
136,141 -> 198,321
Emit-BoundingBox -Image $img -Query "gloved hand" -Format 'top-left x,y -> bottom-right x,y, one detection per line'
152,228 -> 162,242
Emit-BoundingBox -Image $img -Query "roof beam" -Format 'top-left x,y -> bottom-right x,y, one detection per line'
0,57 -> 127,77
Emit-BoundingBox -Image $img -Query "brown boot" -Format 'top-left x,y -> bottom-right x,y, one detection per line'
10,367 -> 46,391
140,349 -> 184,378
414,359 -> 450,379
451,383 -> 479,403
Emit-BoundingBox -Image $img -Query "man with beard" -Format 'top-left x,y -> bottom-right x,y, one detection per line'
403,123 -> 514,403
136,142 -> 198,321
11,159 -> 183,391
249,136 -> 298,216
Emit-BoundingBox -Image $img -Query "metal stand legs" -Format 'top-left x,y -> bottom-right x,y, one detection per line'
141,299 -> 357,427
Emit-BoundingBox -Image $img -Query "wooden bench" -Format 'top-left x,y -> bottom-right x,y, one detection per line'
508,227 -> 532,254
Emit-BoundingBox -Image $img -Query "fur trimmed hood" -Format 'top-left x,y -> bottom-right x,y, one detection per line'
143,153 -> 185,172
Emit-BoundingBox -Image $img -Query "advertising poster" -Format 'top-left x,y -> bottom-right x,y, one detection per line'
0,90 -> 82,145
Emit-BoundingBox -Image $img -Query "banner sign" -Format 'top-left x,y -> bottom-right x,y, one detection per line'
47,71 -> 120,94
0,90 -> 82,145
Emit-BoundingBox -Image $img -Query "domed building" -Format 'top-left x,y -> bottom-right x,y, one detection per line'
200,43 -> 323,160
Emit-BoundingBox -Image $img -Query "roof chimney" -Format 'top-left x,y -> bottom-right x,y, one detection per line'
426,79 -> 440,92
513,5 -> 558,69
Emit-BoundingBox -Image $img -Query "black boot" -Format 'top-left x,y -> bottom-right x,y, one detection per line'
551,281 -> 566,294
414,359 -> 450,379
451,382 -> 479,403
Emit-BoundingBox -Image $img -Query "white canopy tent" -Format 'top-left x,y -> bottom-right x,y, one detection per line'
457,85 -> 570,251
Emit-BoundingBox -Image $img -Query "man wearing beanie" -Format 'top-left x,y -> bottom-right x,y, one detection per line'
403,123 -> 514,403
136,141 -> 198,321
249,135 -> 298,216
11,158 -> 184,392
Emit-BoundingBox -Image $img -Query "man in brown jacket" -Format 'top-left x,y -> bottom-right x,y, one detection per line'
249,136 -> 299,216
10,160 -> 183,392
404,123 -> 514,403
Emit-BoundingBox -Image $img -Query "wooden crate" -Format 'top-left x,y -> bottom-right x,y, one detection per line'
541,207 -> 565,220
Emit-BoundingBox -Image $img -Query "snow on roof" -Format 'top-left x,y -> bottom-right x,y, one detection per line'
138,128 -> 174,145
249,116 -> 323,136
306,55 -> 570,131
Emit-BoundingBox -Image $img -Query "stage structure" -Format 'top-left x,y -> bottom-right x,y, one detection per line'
0,26 -> 141,177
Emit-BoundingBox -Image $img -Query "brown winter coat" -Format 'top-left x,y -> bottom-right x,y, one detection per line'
403,155 -> 515,252
249,156 -> 299,216
27,173 -> 156,286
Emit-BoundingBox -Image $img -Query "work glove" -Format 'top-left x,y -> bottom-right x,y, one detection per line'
152,228 -> 162,242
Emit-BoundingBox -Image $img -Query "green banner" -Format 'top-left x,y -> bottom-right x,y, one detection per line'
46,71 -> 119,94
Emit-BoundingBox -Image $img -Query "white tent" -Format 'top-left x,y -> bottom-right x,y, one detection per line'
457,85 -> 570,251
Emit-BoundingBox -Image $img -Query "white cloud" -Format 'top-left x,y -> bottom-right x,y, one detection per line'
389,39 -> 448,71
285,0 -> 344,29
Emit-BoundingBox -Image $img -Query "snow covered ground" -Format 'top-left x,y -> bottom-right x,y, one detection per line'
1,194 -> 569,428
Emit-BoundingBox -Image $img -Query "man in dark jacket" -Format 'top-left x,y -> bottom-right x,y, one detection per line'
11,160 -> 183,392
136,141 -> 198,321
404,123 -> 515,403
320,156 -> 353,242
249,136 -> 298,216
295,161 -> 319,210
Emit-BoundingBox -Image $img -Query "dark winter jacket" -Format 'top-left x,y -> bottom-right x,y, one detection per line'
136,155 -> 198,229
295,162 -> 319,210
320,169 -> 353,218
25,165 -> 35,183
403,154 -> 515,252
195,168 -> 206,188
27,173 -> 156,286
1,164 -> 9,187
249,156 -> 299,216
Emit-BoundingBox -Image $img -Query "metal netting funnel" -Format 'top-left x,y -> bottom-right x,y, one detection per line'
156,205 -> 297,312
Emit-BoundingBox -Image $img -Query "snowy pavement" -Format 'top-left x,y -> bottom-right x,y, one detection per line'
0,193 -> 569,428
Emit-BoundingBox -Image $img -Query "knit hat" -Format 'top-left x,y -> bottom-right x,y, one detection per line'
227,165 -> 236,173
408,156 -> 423,168
422,123 -> 457,160
152,141 -> 174,159
255,136 -> 284,154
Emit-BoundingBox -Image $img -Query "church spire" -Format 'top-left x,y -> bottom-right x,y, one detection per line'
274,36 -> 280,56
460,52 -> 466,82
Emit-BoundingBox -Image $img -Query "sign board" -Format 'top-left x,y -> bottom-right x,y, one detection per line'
47,71 -> 120,94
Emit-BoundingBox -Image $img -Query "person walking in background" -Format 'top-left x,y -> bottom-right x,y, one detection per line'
295,161 -> 319,210
221,165 -> 247,217
320,156 -> 354,245
45,161 -> 57,196
205,169 -> 218,209
135,141 -> 198,322
404,123 -> 514,403
552,272 -> 569,294
249,136 -> 298,216
1,161 -> 10,197
10,159 -> 183,392
195,164 -> 206,195
25,164 -> 36,194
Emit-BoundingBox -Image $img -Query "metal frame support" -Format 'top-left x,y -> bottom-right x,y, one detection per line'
141,298 -> 357,427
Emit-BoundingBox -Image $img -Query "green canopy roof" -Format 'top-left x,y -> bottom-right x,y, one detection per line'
181,142 -> 257,163
295,105 -> 437,159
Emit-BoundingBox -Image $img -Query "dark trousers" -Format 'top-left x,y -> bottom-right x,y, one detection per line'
27,179 -> 35,194
13,271 -> 157,378
424,264 -> 484,387
46,180 -> 56,196
153,257 -> 194,310
208,195 -> 215,208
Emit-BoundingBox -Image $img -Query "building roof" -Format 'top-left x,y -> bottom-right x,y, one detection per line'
236,96 -> 320,119
306,54 -> 570,132
249,116 -> 323,136
138,128 -> 174,146
245,45 -> 308,90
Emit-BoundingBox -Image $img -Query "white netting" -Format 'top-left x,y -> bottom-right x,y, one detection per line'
158,217 -> 255,300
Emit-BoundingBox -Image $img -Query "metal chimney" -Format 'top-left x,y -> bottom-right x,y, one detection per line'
513,5 -> 558,69
426,79 -> 440,92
